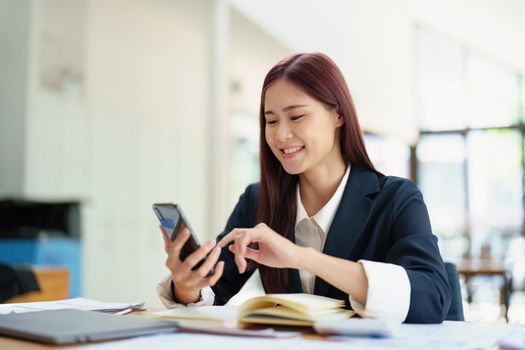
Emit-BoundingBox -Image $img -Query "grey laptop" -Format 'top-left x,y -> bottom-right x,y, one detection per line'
0,309 -> 178,344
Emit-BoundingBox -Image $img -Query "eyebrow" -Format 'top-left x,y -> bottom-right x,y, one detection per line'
264,104 -> 308,115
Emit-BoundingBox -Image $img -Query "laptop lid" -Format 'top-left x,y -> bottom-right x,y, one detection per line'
0,309 -> 178,344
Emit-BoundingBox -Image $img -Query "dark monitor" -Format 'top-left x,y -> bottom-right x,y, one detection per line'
0,199 -> 80,238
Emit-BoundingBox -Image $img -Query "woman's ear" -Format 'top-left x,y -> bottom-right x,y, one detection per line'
336,113 -> 345,127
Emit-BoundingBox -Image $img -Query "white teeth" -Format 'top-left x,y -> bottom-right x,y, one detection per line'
283,146 -> 303,154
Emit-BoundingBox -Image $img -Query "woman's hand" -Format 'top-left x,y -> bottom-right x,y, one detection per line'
217,223 -> 300,273
161,226 -> 224,304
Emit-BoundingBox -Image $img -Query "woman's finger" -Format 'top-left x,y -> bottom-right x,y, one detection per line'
234,232 -> 252,272
196,261 -> 224,289
230,244 -> 247,273
185,247 -> 222,287
244,247 -> 261,263
170,227 -> 191,259
217,228 -> 244,248
196,246 -> 221,278
236,230 -> 255,256
160,225 -> 170,254
183,239 -> 216,269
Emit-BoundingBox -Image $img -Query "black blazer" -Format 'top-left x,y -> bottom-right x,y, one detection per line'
212,165 -> 451,324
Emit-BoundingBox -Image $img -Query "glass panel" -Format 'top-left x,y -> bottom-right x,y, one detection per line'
466,57 -> 519,127
364,134 -> 409,178
467,130 -> 522,259
518,75 -> 525,122
415,29 -> 468,131
417,134 -> 467,260
230,112 -> 260,206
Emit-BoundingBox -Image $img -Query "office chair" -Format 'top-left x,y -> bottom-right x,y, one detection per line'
444,262 -> 465,321
0,264 -> 40,303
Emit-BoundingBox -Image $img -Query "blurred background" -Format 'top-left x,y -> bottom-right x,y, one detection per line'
1,0 -> 525,323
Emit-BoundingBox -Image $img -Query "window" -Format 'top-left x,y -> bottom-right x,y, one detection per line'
417,134 -> 467,260
230,111 -> 260,208
467,130 -> 522,259
415,27 -> 524,261
365,133 -> 410,178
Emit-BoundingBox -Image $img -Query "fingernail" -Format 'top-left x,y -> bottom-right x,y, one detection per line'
206,239 -> 215,246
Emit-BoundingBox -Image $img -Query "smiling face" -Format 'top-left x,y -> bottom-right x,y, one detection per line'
264,79 -> 345,177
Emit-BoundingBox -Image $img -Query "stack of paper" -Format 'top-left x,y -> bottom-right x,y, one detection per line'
0,297 -> 145,314
314,318 -> 401,337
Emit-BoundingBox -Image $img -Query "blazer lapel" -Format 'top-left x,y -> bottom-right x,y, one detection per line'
314,165 -> 380,296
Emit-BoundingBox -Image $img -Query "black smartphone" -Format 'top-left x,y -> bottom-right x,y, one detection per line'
153,203 -> 212,273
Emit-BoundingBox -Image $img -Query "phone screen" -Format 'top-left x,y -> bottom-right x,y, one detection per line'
153,203 -> 210,271
154,205 -> 182,241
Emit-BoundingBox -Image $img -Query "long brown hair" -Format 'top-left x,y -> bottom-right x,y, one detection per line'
257,52 -> 377,293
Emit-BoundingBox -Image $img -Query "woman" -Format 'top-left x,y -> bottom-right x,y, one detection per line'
157,52 -> 451,323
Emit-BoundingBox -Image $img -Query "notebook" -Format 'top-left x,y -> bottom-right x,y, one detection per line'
0,309 -> 178,344
157,293 -> 354,327
314,318 -> 401,337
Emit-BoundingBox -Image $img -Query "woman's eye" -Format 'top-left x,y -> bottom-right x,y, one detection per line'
291,114 -> 305,121
266,120 -> 278,125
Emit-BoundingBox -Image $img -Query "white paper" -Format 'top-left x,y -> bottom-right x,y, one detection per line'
496,324 -> 525,350
177,324 -> 300,338
325,321 -> 525,350
80,333 -> 305,350
314,318 -> 401,337
0,297 -> 145,314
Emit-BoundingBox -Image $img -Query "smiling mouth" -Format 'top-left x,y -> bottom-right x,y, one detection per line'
280,146 -> 305,158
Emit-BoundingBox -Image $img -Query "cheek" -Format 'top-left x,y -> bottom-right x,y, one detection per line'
296,126 -> 316,147
307,124 -> 335,150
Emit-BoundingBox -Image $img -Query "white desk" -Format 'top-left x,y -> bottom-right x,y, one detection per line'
0,311 -> 524,349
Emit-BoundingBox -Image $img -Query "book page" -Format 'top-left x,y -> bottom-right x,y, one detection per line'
263,294 -> 345,310
239,293 -> 345,318
156,305 -> 239,323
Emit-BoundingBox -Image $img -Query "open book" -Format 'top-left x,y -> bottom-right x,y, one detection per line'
156,293 -> 354,327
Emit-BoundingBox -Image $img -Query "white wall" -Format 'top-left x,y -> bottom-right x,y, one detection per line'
0,0 -> 30,196
230,8 -> 291,116
23,0 -> 214,306
0,0 -> 297,307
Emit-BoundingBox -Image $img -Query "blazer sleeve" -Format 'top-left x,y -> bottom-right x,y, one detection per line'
386,179 -> 451,323
211,183 -> 259,305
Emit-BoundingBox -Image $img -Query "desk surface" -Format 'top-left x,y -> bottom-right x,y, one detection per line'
457,259 -> 509,276
1,309 -> 523,349
0,309 -> 323,349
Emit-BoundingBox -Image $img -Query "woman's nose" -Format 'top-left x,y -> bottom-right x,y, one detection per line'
276,123 -> 293,141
